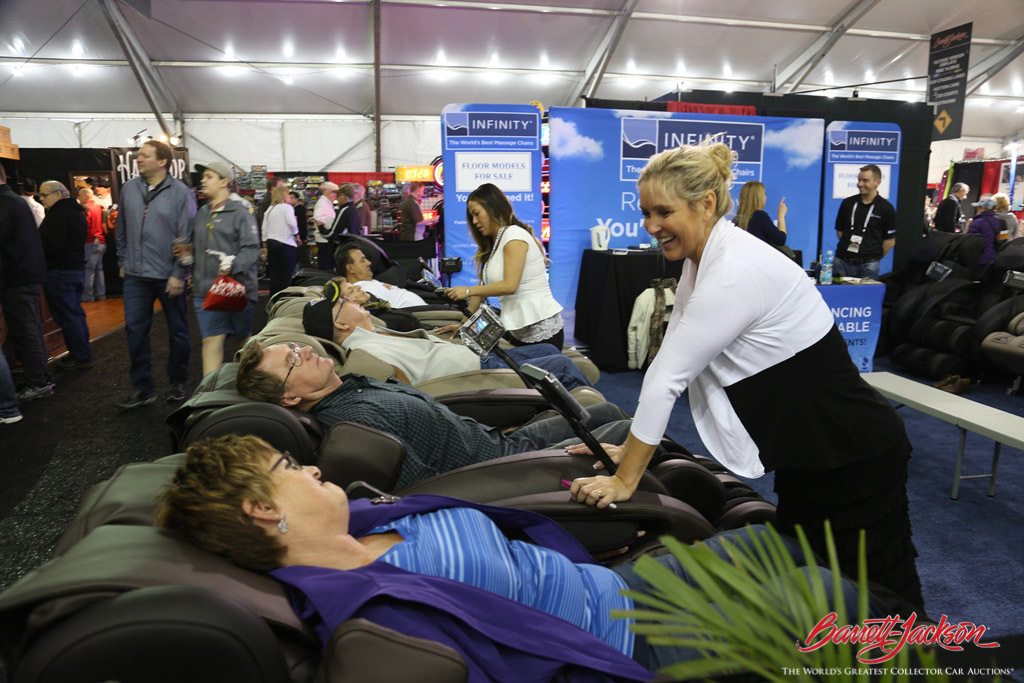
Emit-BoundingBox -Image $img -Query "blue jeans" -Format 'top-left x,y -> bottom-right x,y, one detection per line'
613,525 -> 877,670
833,256 -> 880,279
0,284 -> 51,388
83,242 -> 106,300
123,276 -> 190,395
481,344 -> 591,391
0,349 -> 19,419
503,401 -> 633,455
44,269 -> 92,362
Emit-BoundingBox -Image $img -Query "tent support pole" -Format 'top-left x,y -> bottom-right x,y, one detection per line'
373,0 -> 382,172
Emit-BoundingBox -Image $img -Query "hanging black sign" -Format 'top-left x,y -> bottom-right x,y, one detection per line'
108,146 -> 192,199
928,23 -> 972,141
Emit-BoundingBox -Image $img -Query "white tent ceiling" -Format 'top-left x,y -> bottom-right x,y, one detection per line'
1,0 -> 1023,141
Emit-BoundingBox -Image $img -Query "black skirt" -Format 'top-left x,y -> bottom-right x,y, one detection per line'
772,448 -> 925,614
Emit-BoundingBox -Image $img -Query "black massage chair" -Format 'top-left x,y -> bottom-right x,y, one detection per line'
1,399 -> 774,683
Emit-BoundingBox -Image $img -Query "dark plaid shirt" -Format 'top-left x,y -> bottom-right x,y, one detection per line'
311,375 -> 506,489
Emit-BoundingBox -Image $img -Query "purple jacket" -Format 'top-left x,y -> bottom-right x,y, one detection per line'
968,211 -> 1002,264
272,494 -> 655,682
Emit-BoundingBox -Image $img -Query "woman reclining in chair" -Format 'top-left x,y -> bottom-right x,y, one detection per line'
157,434 -> 871,682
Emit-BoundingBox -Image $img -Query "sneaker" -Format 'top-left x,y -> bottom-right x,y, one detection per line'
165,383 -> 188,403
16,383 -> 55,401
116,390 -> 157,409
0,414 -> 23,425
57,356 -> 93,371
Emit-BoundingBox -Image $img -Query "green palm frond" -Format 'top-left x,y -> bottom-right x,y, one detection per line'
617,523 -> 947,682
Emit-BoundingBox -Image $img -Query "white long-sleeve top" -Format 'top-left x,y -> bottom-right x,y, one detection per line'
312,195 -> 335,244
262,203 -> 299,246
627,286 -> 675,370
630,217 -> 834,477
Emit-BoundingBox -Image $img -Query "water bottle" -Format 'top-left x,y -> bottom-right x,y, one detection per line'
819,250 -> 833,285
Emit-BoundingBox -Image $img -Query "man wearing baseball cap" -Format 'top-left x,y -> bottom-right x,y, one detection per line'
189,161 -> 261,379
313,181 -> 339,270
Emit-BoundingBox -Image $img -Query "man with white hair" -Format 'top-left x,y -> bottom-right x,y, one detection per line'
39,180 -> 93,369
312,181 -> 339,270
934,183 -> 969,233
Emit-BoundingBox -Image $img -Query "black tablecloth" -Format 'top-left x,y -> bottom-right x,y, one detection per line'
574,249 -> 683,372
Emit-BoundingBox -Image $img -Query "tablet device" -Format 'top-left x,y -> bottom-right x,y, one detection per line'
459,305 -> 506,356
420,268 -> 443,289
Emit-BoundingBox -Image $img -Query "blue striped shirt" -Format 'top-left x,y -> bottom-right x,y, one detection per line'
372,507 -> 634,656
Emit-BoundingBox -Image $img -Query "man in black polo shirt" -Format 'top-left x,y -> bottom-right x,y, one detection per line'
833,164 -> 896,280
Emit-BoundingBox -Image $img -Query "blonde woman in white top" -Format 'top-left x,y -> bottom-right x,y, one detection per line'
444,183 -> 564,348
262,185 -> 300,295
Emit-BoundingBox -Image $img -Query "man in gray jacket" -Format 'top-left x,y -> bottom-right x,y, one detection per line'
114,140 -> 197,408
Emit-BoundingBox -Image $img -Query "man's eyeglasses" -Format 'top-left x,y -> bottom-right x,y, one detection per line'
283,342 -> 302,386
334,297 -> 348,322
271,450 -> 302,472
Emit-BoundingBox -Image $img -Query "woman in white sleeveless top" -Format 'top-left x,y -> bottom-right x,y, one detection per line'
445,183 -> 564,348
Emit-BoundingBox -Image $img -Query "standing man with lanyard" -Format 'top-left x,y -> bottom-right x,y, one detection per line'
833,164 -> 896,280
114,140 -> 197,409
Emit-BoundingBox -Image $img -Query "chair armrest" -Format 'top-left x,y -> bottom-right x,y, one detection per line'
316,619 -> 467,683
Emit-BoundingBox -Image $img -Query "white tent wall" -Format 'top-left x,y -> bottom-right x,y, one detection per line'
0,115 -> 442,172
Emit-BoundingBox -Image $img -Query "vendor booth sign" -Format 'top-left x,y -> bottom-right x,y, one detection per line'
110,146 -> 191,196
441,105 -> 543,288
817,283 -> 885,372
546,107 -> 823,308
822,121 -> 901,275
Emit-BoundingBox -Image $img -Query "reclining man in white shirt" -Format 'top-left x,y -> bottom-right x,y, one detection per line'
337,245 -> 427,309
301,286 -> 592,390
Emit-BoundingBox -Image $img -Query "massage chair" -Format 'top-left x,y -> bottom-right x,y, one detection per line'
886,241 -> 1024,381
1,410 -> 774,683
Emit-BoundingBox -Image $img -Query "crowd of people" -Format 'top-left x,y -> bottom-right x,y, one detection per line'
0,140 -> 426,423
3,135 -> 969,680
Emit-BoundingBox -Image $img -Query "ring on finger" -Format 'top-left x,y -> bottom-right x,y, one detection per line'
595,489 -> 605,498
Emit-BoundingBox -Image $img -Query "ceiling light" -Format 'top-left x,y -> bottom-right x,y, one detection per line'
220,65 -> 243,76
1016,106 -> 1024,115
281,73 -> 294,85
169,135 -> 181,145
12,38 -> 24,53
676,60 -> 686,76
489,52 -> 500,68
334,66 -> 353,78
722,63 -> 732,78
824,70 -> 835,85
435,49 -> 447,66
721,82 -> 735,93
10,65 -> 24,77
431,69 -> 454,81
865,70 -> 875,81
981,82 -> 991,95
282,41 -> 294,58
72,41 -> 84,57
974,98 -> 992,107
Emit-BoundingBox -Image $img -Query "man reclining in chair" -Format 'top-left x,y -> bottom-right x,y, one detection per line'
237,341 -> 630,489
338,245 -> 427,309
301,286 -> 591,390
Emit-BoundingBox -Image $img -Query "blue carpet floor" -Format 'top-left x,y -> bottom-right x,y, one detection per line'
590,354 -> 1024,640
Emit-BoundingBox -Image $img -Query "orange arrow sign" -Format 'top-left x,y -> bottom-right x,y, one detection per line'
934,110 -> 952,134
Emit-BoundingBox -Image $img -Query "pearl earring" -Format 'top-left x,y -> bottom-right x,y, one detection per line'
277,517 -> 288,534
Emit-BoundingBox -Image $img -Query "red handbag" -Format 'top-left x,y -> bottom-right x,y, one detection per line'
202,275 -> 248,312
